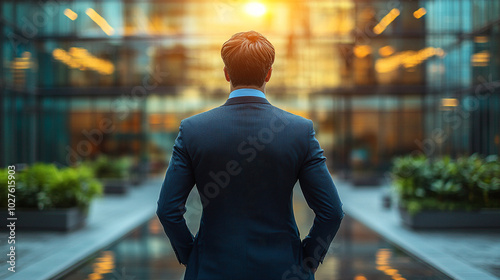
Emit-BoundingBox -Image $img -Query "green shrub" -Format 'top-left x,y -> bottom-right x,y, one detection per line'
91,155 -> 132,179
0,163 -> 102,210
391,154 -> 500,214
48,165 -> 103,209
16,163 -> 59,209
0,168 -> 10,209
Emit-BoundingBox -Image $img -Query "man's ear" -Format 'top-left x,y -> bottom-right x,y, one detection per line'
264,67 -> 272,82
224,67 -> 231,82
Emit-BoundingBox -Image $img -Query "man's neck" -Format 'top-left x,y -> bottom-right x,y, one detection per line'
230,84 -> 266,93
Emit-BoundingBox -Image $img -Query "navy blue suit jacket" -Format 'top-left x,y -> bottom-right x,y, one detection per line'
157,96 -> 344,280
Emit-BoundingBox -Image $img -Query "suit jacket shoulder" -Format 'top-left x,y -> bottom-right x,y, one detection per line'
181,103 -> 313,135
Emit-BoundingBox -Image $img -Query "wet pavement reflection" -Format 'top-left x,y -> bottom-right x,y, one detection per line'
60,189 -> 451,280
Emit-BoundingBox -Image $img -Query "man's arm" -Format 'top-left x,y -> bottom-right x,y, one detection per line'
156,120 -> 196,265
298,120 -> 344,271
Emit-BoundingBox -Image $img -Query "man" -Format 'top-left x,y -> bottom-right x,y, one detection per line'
156,31 -> 344,280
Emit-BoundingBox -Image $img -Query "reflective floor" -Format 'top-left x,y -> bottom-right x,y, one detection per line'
59,190 -> 451,280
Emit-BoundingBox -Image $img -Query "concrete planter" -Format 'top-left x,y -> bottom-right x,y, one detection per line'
398,206 -> 500,229
100,178 -> 130,194
0,207 -> 88,231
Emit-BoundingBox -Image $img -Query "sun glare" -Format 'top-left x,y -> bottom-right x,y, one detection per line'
245,2 -> 267,17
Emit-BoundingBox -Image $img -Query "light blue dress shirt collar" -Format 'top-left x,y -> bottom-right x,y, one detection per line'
228,88 -> 266,99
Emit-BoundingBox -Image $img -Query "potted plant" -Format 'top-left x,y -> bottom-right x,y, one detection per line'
391,154 -> 500,229
0,163 -> 102,231
91,155 -> 132,194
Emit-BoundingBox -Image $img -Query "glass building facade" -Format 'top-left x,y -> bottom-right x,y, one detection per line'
1,0 -> 499,177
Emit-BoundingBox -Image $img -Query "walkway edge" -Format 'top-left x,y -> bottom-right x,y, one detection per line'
4,179 -> 161,280
338,182 -> 499,280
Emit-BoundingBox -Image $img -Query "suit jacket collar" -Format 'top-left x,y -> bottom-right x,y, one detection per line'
222,96 -> 271,106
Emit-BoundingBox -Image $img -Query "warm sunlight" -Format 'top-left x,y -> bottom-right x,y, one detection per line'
244,2 -> 267,17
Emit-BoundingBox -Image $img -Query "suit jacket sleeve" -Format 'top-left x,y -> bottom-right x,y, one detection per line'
298,120 -> 344,270
156,120 -> 196,265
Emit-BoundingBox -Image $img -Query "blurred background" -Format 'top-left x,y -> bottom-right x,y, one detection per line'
1,1 -> 500,280
2,0 -> 499,180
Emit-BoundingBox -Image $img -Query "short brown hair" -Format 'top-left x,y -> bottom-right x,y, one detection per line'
221,31 -> 275,87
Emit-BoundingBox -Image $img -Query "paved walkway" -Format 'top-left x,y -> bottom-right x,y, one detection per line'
1,175 -> 499,280
0,177 -> 163,280
335,178 -> 500,280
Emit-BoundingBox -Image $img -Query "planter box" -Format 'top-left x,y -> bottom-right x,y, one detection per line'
100,178 -> 130,194
399,206 -> 500,229
0,207 -> 87,231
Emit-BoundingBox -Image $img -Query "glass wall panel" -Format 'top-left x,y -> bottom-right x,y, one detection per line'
1,0 -> 498,171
